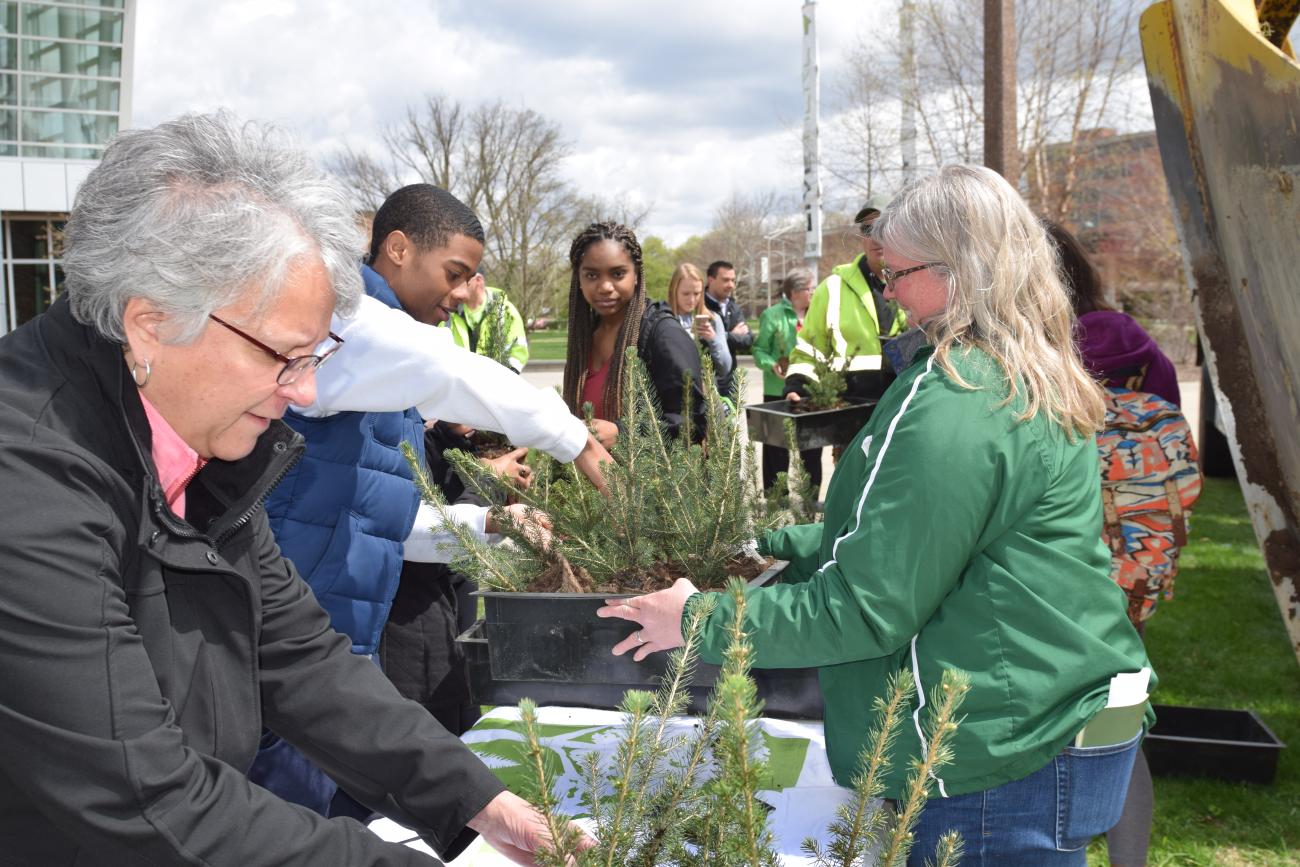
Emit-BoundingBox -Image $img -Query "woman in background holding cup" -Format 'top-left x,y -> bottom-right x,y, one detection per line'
665,263 -> 731,383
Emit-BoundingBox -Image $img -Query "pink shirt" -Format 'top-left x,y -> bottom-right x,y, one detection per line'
139,393 -> 206,517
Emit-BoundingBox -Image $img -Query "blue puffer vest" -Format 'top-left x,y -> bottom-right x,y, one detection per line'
265,265 -> 425,655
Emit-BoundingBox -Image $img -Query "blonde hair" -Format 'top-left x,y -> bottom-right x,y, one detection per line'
876,164 -> 1104,438
667,263 -> 706,316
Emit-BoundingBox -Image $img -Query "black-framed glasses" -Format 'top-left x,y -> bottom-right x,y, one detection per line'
881,262 -> 940,284
208,314 -> 344,386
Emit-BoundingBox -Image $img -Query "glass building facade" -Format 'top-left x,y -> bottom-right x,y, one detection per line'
1,0 -> 133,333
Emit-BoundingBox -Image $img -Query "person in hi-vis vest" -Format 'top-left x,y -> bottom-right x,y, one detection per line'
444,270 -> 530,372
785,199 -> 907,402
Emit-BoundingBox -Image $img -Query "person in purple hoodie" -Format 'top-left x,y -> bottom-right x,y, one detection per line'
1050,220 -> 1180,407
1050,219 -> 1171,867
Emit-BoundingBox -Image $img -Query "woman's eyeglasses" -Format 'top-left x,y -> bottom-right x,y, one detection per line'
208,314 -> 344,386
880,263 -> 939,284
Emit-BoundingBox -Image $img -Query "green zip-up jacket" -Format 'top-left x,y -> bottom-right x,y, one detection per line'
787,255 -> 906,382
444,286 -> 529,372
752,297 -> 800,396
689,345 -> 1153,798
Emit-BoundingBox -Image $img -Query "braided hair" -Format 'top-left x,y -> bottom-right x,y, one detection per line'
561,221 -> 646,422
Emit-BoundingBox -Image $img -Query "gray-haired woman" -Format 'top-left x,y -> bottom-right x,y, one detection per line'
0,112 -> 581,866
600,164 -> 1152,866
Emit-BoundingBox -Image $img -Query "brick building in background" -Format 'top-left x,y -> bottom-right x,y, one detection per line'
1033,127 -> 1195,363
1,0 -> 135,336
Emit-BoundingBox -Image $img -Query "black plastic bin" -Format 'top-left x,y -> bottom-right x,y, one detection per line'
463,560 -> 824,719
745,397 -> 876,450
1143,704 -> 1286,784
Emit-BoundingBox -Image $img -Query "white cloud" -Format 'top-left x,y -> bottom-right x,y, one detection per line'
131,1 -> 888,246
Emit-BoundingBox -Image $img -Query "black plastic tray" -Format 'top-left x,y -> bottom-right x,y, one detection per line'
458,619 -> 824,720
465,560 -> 824,719
1144,704 -> 1286,784
745,397 -> 876,450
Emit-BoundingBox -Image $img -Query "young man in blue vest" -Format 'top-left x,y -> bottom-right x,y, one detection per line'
250,184 -> 611,821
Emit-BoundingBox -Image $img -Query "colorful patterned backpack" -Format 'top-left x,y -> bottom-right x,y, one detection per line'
1097,386 -> 1203,627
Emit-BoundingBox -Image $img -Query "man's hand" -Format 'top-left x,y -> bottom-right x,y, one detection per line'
482,446 -> 532,490
486,504 -> 553,551
572,433 -> 613,496
773,357 -> 789,377
730,320 -> 751,337
466,790 -> 595,865
785,391 -> 801,403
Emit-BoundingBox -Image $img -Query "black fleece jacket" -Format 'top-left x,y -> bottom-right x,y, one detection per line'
0,297 -> 503,865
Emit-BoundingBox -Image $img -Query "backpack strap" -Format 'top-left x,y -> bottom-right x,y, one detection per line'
1166,478 -> 1189,547
1101,486 -> 1125,554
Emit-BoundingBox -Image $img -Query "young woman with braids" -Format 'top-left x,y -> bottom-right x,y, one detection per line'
562,221 -> 709,447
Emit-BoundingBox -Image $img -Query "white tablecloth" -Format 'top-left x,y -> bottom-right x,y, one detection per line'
369,705 -> 864,865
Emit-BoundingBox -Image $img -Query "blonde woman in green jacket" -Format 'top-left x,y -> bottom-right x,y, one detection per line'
599,165 -> 1152,866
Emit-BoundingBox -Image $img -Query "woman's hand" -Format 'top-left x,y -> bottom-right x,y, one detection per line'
785,391 -> 801,403
482,446 -> 532,490
695,318 -> 716,341
596,578 -> 699,662
589,419 -> 619,450
773,357 -> 789,377
487,504 -> 554,551
467,790 -> 595,865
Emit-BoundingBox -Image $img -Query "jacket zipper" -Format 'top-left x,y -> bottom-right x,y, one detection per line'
213,447 -> 302,548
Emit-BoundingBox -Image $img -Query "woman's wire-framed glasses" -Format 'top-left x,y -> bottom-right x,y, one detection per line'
880,262 -> 940,285
208,314 -> 344,386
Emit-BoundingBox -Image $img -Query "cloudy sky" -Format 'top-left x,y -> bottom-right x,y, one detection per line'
131,1 -> 877,246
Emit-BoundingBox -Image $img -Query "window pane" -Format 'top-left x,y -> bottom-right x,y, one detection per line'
21,5 -> 124,43
19,141 -> 102,158
10,262 -> 56,326
7,218 -> 52,258
19,38 -> 120,77
0,106 -> 14,141
0,71 -> 14,105
1,36 -> 15,71
2,2 -> 15,33
22,72 -> 118,110
0,141 -> 13,155
21,108 -> 116,145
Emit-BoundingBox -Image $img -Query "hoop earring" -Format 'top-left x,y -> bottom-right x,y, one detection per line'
131,358 -> 152,388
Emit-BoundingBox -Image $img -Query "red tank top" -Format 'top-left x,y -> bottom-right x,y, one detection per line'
581,359 -> 611,420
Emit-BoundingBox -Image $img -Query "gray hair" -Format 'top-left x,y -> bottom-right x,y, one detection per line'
63,111 -> 363,344
781,268 -> 814,296
876,164 -> 1104,437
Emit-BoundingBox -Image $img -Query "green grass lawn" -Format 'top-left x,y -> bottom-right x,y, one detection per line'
525,318 -> 760,363
526,329 -> 568,361
1088,477 -> 1300,866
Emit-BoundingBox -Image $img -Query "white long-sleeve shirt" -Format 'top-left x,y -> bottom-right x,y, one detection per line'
295,294 -> 583,562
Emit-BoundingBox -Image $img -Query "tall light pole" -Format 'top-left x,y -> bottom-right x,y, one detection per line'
802,1 -> 822,273
899,0 -> 918,185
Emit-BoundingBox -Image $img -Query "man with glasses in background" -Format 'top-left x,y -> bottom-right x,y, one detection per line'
785,199 -> 908,403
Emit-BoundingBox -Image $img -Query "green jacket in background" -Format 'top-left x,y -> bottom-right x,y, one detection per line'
687,344 -> 1153,799
444,286 -> 529,372
752,297 -> 801,397
787,254 -> 906,382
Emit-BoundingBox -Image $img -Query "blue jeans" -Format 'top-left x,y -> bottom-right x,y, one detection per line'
908,732 -> 1142,866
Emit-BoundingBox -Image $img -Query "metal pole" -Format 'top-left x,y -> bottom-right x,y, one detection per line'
899,0 -> 918,185
983,0 -> 1018,182
802,1 -> 822,269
